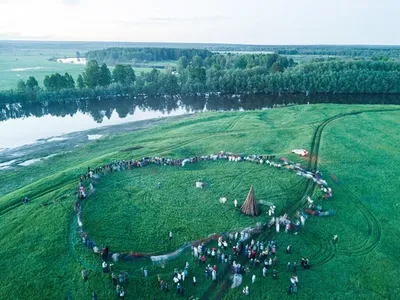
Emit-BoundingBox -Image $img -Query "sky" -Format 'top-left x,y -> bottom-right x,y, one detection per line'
0,0 -> 399,45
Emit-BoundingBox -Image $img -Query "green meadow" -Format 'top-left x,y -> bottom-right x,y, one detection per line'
0,53 -> 85,90
0,51 -> 163,90
0,105 -> 399,299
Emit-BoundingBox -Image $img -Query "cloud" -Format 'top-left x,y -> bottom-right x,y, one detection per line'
148,16 -> 228,22
117,15 -> 229,27
62,0 -> 80,5
0,31 -> 53,40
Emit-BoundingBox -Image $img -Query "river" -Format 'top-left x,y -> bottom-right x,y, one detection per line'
0,93 -> 399,150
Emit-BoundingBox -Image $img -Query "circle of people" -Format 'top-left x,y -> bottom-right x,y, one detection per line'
73,150 -> 333,298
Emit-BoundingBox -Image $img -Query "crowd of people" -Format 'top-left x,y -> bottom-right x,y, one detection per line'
71,150 -> 334,298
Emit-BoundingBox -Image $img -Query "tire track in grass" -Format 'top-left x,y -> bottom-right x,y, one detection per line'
295,109 -> 398,266
308,231 -> 336,267
0,179 -> 76,217
225,114 -> 245,131
213,108 -> 399,299
332,181 -> 382,256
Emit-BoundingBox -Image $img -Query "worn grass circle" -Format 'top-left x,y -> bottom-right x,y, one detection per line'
82,160 -> 306,253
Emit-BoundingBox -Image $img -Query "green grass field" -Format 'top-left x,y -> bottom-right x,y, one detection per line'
0,53 -> 85,90
83,161 -> 305,253
0,105 -> 399,299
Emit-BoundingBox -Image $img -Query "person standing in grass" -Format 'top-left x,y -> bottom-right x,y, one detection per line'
193,276 -> 197,286
243,286 -> 249,296
211,248 -> 216,259
262,266 -> 267,277
169,231 -> 173,241
91,291 -> 97,300
252,274 -> 256,283
81,268 -> 87,281
273,269 -> 278,280
212,269 -> 217,281
102,261 -> 108,273
177,283 -> 182,295
333,235 -> 338,243
116,285 -> 121,297
102,246 -> 109,261
111,272 -> 117,285
181,270 -> 185,281
119,287 -> 125,299
201,255 -> 206,264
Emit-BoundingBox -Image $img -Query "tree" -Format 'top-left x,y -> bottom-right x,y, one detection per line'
26,76 -> 39,89
234,55 -> 247,69
191,55 -> 203,68
17,80 -> 26,92
64,73 -> 75,89
177,56 -> 189,71
146,68 -> 159,83
122,66 -> 136,85
112,64 -> 136,85
83,60 -> 101,88
43,73 -> 74,90
77,75 -> 85,89
99,63 -> 112,87
270,62 -> 281,73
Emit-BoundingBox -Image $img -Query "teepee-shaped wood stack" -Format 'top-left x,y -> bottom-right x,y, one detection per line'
240,185 -> 260,216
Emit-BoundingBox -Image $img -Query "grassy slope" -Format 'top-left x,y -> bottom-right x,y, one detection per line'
0,105 -> 399,299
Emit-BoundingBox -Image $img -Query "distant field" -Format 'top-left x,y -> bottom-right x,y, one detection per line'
0,52 -> 86,90
0,49 -> 163,90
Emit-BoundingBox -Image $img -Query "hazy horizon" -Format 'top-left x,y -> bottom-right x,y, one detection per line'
1,40 -> 400,47
1,0 -> 399,45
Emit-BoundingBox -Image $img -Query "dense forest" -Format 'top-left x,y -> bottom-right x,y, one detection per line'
274,46 -> 400,58
212,45 -> 400,58
2,48 -> 400,104
85,46 -> 400,65
3,41 -> 400,59
86,47 -> 213,64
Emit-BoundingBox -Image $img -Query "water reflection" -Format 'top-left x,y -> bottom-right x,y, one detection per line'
1,93 -> 399,123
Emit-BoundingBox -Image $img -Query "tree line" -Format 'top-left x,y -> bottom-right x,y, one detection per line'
85,45 -> 400,61
86,47 -> 213,64
2,53 -> 400,104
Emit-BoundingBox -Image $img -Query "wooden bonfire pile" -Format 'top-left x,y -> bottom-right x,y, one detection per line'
240,185 -> 260,216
